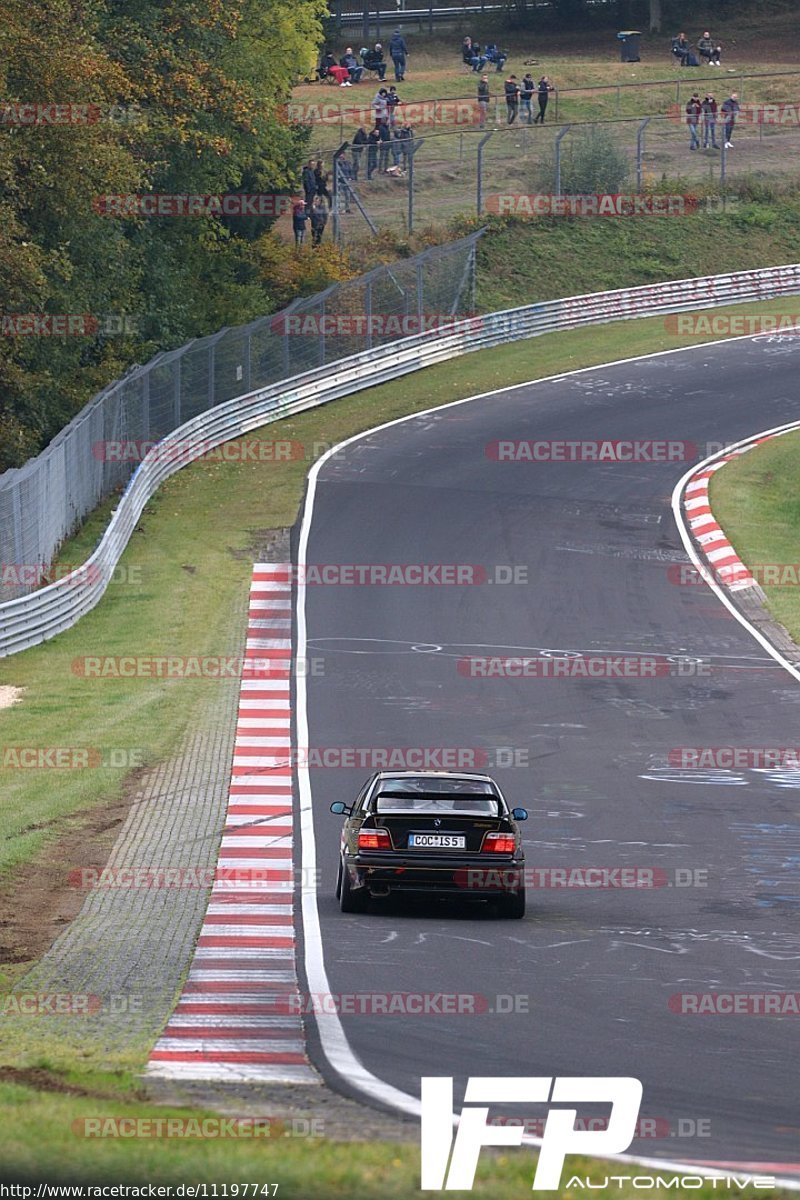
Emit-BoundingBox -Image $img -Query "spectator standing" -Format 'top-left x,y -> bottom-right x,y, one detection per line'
701,93 -> 719,149
390,128 -> 403,167
372,87 -> 389,125
686,91 -> 701,149
504,74 -> 519,124
697,32 -> 722,65
389,29 -> 407,80
351,126 -> 368,179
340,48 -> 364,83
397,122 -> 413,169
534,76 -> 553,124
337,158 -> 354,212
310,198 -> 328,247
520,74 -> 534,124
314,160 -> 332,204
366,126 -> 380,178
378,120 -> 391,171
292,200 -> 308,246
721,92 -> 740,147
477,75 -> 490,126
386,85 -> 401,127
302,160 -> 316,213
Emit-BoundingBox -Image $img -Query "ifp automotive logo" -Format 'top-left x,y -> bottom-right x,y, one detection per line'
420,1076 -> 642,1190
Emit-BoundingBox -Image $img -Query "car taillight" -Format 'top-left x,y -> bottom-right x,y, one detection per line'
358,828 -> 392,851
484,831 -> 516,854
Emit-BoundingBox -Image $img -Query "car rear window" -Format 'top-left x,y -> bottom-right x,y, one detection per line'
374,792 -> 500,817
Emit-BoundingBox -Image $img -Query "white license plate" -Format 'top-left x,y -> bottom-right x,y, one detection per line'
408,833 -> 466,849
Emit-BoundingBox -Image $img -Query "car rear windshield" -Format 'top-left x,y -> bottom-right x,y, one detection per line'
374,792 -> 501,817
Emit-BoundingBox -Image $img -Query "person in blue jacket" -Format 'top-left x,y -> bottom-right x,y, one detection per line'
389,29 -> 407,81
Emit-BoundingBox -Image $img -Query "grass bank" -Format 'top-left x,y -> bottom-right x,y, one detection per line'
0,1074 -> 796,1195
710,429 -> 800,642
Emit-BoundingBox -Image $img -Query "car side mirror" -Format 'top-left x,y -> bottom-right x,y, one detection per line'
512,807 -> 529,821
330,801 -> 352,816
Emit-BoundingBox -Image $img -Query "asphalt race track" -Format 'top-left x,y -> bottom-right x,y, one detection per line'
299,336 -> 800,1175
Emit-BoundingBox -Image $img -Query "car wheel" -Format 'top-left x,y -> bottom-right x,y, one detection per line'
498,887 -> 526,919
339,861 -> 368,913
335,858 -> 343,900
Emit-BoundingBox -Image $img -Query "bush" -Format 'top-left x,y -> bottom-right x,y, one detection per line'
535,124 -> 630,195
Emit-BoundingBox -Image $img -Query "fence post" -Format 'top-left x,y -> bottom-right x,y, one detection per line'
416,259 -> 424,328
477,130 -> 493,215
408,137 -> 424,232
332,142 -> 349,245
244,332 -> 251,395
173,357 -> 181,426
636,117 -> 650,191
365,279 -> 373,351
208,344 -> 215,407
554,125 -> 571,198
320,300 -> 326,367
142,371 -> 151,441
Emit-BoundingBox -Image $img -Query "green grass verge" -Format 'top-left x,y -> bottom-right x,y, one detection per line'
470,207 -> 800,314
0,1076 -> 795,1196
710,428 -> 800,640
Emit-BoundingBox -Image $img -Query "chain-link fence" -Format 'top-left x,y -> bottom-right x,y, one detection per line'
0,232 -> 481,601
328,106 -> 800,241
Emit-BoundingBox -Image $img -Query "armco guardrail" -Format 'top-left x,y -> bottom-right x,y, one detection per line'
2,263 -> 800,657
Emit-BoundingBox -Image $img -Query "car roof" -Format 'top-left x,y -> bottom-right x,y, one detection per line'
373,770 -> 496,781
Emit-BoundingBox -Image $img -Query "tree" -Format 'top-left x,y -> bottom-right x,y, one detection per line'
649,0 -> 662,33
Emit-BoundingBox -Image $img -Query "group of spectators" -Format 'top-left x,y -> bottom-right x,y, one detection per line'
499,72 -> 554,124
671,30 -> 724,68
293,160 -> 332,247
461,37 -> 508,73
684,90 -> 740,150
317,30 -> 408,86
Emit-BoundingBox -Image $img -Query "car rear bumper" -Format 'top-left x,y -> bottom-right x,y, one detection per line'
347,853 -> 525,897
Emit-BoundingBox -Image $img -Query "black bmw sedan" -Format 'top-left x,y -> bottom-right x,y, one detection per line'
330,771 -> 528,917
